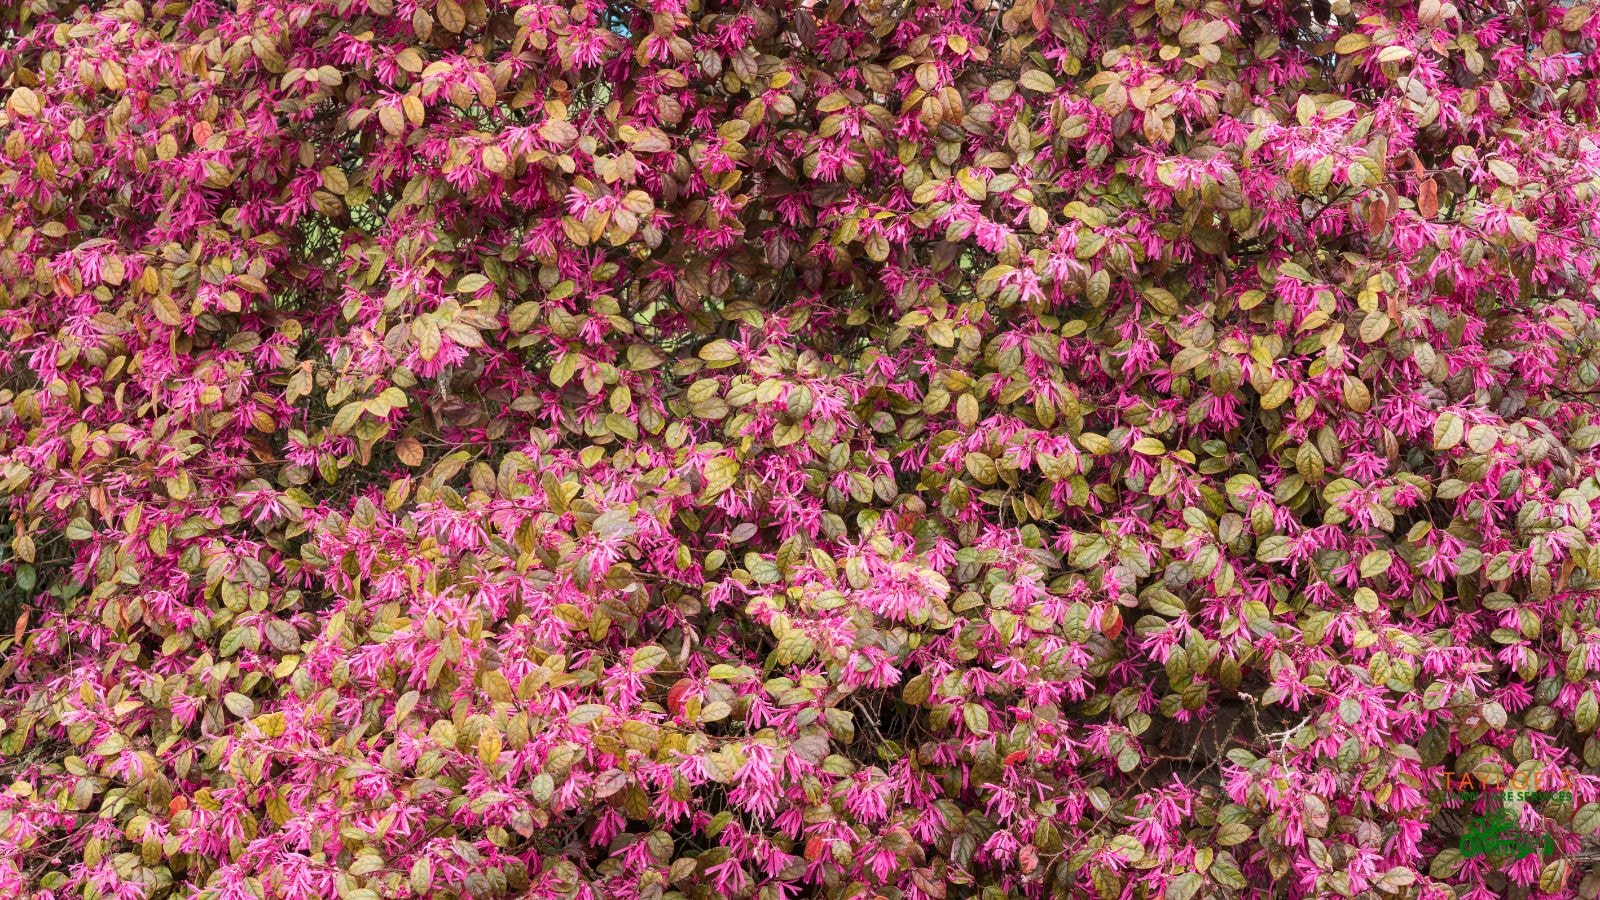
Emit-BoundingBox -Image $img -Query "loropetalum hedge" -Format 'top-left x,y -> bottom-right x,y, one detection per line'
5,0 -> 1600,897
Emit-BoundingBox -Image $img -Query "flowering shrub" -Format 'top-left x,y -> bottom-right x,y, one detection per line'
4,0 -> 1600,897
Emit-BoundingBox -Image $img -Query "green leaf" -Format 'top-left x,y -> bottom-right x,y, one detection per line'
253,712 -> 287,738
1577,691 -> 1598,733
1570,424 -> 1600,451
962,703 -> 989,735
509,301 -> 540,332
1215,822 -> 1251,846
223,692 -> 255,718
1116,745 -> 1140,772
1428,848 -> 1464,878
1422,681 -> 1452,710
1208,853 -> 1247,889
549,352 -> 579,387
698,340 -> 740,367
774,633 -> 814,665
219,626 -> 254,658
1277,261 -> 1314,282
1359,549 -> 1393,579
1166,872 -> 1204,900
1432,411 -> 1464,450
700,457 -> 739,501
1573,802 -> 1600,835
331,401 -> 364,434
631,645 -> 668,673
902,673 -> 932,706
1540,858 -> 1569,894
1018,70 -> 1056,92
377,386 -> 408,412
1377,867 -> 1416,892
1256,535 -> 1292,562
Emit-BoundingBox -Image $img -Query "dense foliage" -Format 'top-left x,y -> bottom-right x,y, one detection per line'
4,0 -> 1600,897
